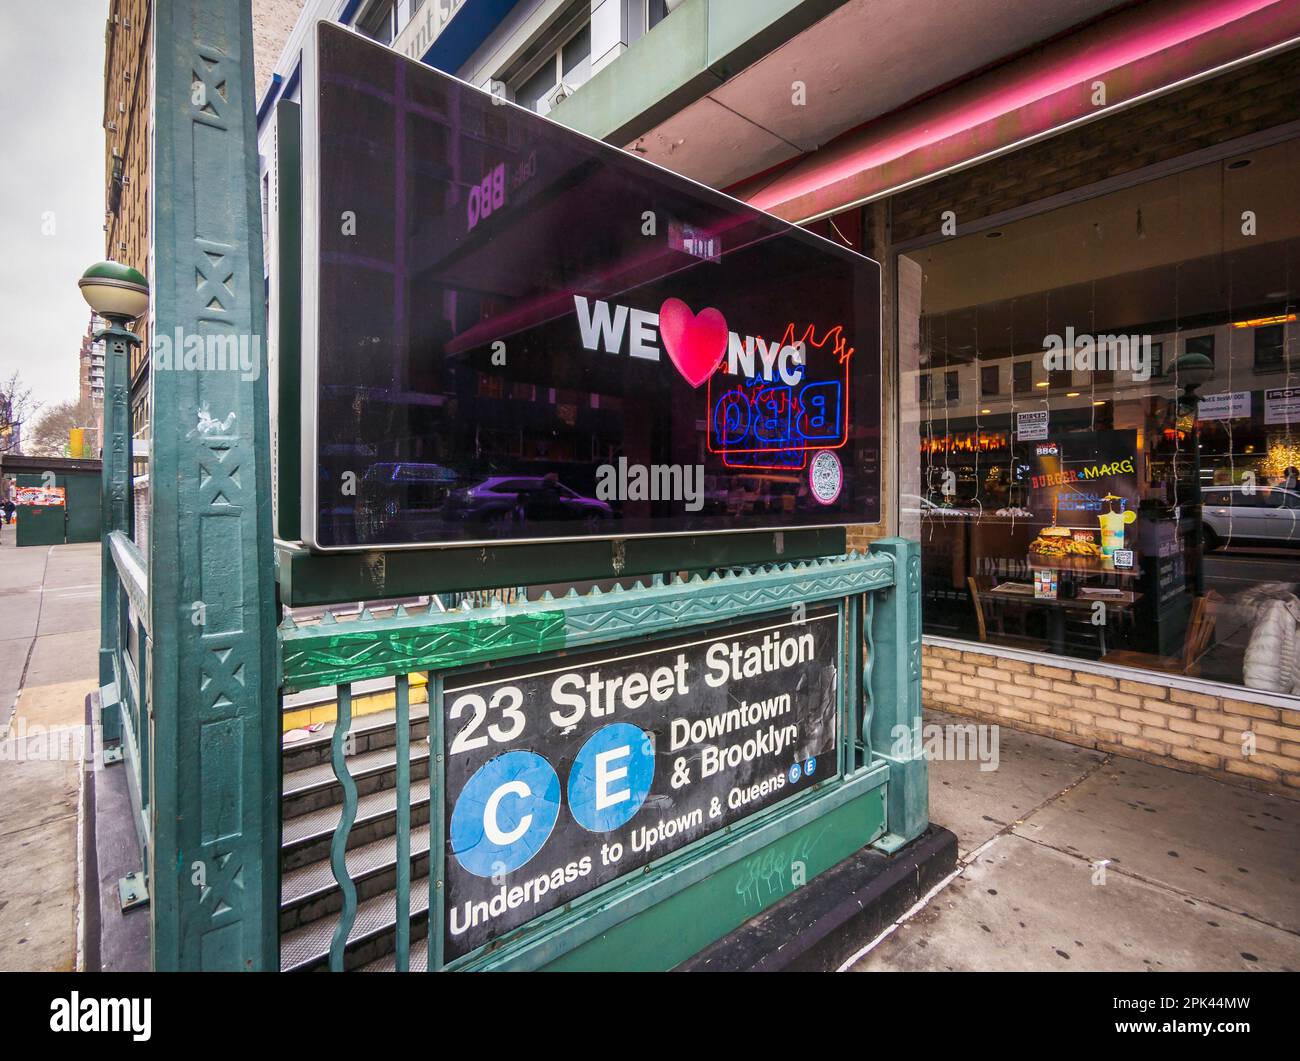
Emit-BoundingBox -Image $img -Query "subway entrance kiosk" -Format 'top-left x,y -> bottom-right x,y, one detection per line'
94,6 -> 951,973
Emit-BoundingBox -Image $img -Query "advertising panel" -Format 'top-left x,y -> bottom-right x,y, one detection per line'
301,23 -> 881,550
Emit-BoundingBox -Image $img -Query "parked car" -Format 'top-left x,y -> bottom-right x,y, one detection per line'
1202,484 -> 1300,548
356,462 -> 458,538
444,475 -> 612,532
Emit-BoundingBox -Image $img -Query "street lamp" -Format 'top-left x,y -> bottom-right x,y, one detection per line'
78,260 -> 149,323
77,262 -> 148,663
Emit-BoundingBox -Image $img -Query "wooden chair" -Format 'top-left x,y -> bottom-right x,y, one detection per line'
1102,591 -> 1220,675
967,576 -> 989,641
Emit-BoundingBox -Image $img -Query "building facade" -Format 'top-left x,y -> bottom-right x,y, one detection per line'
78,313 -> 107,454
100,0 -> 306,531
255,0 -> 1300,793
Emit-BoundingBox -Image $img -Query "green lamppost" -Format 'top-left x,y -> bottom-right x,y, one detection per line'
79,260 -> 148,724
1169,350 -> 1214,597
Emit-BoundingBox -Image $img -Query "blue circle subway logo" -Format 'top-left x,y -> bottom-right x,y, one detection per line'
450,724 -> 654,876
450,750 -> 561,878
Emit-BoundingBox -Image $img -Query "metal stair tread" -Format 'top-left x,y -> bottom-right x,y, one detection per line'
361,947 -> 430,973
284,702 -> 430,756
280,874 -> 432,971
282,824 -> 432,907
281,778 -> 432,847
283,739 -> 430,797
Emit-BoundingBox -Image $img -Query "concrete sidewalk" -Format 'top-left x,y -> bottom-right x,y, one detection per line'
0,534 -> 100,972
849,710 -> 1300,971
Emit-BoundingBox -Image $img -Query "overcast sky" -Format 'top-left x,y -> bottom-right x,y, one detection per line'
0,1 -> 108,420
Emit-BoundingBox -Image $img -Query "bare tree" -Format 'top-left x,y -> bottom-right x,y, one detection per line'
0,373 -> 39,455
28,399 -> 98,458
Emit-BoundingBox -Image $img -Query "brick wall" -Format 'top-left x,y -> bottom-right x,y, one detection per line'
252,0 -> 307,108
923,643 -> 1300,798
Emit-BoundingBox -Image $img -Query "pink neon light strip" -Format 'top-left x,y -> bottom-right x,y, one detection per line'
746,0 -> 1297,217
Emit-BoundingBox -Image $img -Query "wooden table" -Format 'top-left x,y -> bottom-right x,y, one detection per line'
980,583 -> 1143,655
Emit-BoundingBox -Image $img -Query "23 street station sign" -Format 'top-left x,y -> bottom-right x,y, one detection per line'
301,22 -> 881,550
441,610 -> 840,960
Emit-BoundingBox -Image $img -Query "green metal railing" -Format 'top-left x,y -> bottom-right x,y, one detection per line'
278,540 -> 925,971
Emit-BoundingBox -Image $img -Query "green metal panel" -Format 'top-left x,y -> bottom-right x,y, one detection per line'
14,470 -> 99,544
866,538 -> 928,849
64,472 -> 101,543
280,551 -> 893,692
538,787 -> 885,971
279,548 -> 916,970
272,101 -> 302,541
149,0 -> 279,970
276,526 -> 847,607
99,326 -> 136,753
15,504 -> 64,547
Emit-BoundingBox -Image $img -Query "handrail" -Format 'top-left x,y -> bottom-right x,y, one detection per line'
108,530 -> 149,632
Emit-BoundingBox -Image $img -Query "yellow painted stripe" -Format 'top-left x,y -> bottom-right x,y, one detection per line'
282,674 -> 430,733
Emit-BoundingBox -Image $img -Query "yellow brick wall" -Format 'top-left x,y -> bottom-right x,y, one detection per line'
922,644 -> 1300,798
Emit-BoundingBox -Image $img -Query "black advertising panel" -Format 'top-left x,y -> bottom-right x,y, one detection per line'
303,22 -> 881,550
442,609 -> 840,960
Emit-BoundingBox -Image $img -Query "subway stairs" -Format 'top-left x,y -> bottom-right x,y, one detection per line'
278,704 -> 433,972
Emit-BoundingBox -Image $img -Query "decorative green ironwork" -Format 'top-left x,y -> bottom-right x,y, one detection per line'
280,552 -> 893,692
866,539 -> 927,851
149,0 -> 279,971
98,322 -> 139,749
279,545 -> 917,971
328,686 -> 358,972
394,674 -> 411,972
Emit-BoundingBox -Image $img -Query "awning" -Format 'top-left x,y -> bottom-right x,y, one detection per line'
737,0 -> 1300,222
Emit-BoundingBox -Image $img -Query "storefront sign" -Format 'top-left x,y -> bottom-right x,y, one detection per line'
1199,390 -> 1251,421
302,23 -> 882,550
442,611 -> 840,960
1017,410 -> 1049,441
1265,387 -> 1300,426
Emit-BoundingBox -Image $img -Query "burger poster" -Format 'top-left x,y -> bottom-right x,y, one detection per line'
1024,431 -> 1139,572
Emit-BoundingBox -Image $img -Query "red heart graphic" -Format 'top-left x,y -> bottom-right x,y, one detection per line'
658,298 -> 727,388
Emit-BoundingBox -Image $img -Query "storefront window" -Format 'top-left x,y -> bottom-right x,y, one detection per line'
900,138 -> 1300,697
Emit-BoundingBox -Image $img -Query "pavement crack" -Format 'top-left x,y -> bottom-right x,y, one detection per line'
1,545 -> 52,737
1011,828 -> 1300,939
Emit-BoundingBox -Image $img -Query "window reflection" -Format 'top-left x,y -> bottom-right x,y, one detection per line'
902,139 -> 1300,696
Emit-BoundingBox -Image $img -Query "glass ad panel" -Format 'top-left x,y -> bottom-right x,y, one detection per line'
307,22 -> 881,549
901,138 -> 1300,696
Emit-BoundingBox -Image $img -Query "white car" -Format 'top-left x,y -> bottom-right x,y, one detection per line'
1202,485 -> 1300,548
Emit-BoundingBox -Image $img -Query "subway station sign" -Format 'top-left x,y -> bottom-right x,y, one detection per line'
300,23 -> 881,550
442,610 -> 840,959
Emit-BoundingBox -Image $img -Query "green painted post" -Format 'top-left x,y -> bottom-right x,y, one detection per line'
149,0 -> 279,970
98,323 -> 137,744
867,538 -> 928,849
